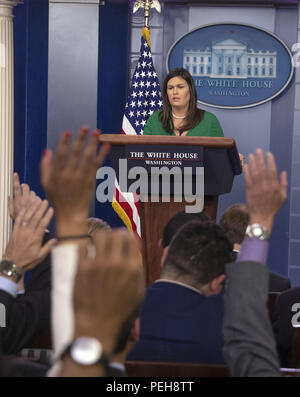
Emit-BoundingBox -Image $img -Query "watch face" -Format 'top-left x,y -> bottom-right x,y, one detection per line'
71,337 -> 103,366
0,260 -> 22,282
252,225 -> 264,237
246,224 -> 271,241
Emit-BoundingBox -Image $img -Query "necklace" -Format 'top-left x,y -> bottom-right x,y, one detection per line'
172,112 -> 186,119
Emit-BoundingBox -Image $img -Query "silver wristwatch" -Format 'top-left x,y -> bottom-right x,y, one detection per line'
245,224 -> 271,241
64,336 -> 109,370
0,259 -> 22,283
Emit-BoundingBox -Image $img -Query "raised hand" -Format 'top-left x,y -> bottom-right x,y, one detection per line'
8,173 -> 40,221
4,199 -> 56,273
40,127 -> 110,239
243,149 -> 288,231
73,229 -> 145,356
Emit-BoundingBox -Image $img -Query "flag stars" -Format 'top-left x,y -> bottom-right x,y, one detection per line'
124,36 -> 162,135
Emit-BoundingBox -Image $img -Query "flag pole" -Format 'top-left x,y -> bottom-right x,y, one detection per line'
113,0 -> 163,238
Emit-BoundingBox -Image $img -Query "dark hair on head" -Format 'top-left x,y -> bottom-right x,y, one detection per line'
163,221 -> 233,287
159,68 -> 205,134
219,203 -> 249,245
162,210 -> 211,248
113,306 -> 140,355
86,217 -> 111,235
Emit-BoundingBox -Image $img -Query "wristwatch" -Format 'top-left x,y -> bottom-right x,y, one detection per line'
245,224 -> 271,241
63,336 -> 109,371
0,259 -> 22,283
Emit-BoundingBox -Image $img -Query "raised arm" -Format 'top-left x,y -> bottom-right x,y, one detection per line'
223,149 -> 287,377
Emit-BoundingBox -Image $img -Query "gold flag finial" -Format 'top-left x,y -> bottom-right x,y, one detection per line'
133,0 -> 161,29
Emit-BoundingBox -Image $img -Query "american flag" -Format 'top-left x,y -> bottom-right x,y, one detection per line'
112,28 -> 162,237
122,30 -> 163,135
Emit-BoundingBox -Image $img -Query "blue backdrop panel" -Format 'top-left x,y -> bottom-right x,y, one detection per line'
95,0 -> 130,227
13,0 -> 49,198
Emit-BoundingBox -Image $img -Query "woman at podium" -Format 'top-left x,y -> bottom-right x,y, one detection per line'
143,68 -> 223,137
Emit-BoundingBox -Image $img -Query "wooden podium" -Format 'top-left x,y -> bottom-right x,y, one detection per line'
99,135 -> 241,285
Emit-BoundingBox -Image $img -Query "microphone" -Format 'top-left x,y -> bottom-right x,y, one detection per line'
179,129 -> 184,136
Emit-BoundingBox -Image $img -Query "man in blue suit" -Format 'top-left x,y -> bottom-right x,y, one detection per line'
128,221 -> 232,364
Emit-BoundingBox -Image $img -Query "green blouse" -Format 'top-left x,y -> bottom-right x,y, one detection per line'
143,110 -> 224,137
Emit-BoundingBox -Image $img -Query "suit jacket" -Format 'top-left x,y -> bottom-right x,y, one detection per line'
269,272 -> 291,293
223,261 -> 281,377
0,233 -> 51,354
273,287 -> 300,367
0,355 -> 48,377
230,251 -> 290,293
128,281 -> 225,364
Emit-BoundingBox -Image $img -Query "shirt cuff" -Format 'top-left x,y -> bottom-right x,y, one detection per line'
0,276 -> 18,297
51,243 -> 79,359
237,237 -> 269,264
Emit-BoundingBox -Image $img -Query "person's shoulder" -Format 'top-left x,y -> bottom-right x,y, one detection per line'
277,286 -> 300,303
149,110 -> 160,120
201,110 -> 224,137
202,110 -> 219,120
143,111 -> 164,135
145,110 -> 160,125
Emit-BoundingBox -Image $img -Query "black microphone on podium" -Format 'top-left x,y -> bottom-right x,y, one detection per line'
179,129 -> 184,136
